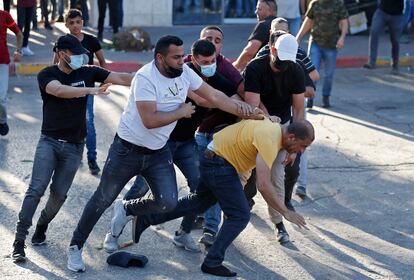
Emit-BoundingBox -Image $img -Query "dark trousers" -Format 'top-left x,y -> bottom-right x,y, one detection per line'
97,0 -> 119,35
17,5 -> 34,47
3,0 -> 10,12
70,0 -> 89,22
130,153 -> 251,267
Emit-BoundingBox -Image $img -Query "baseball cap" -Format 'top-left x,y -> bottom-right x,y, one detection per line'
274,33 -> 298,62
53,34 -> 89,55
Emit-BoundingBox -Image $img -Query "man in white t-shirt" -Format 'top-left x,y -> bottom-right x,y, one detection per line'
67,35 -> 263,272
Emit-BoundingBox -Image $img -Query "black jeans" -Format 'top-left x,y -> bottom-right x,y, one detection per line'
97,0 -> 119,35
17,5 -> 34,47
3,0 -> 11,12
70,0 -> 89,22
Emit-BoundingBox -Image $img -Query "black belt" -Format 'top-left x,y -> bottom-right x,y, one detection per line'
115,134 -> 161,154
204,149 -> 216,160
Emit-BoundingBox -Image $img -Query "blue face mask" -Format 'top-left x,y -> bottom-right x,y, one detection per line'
199,62 -> 217,77
65,54 -> 87,70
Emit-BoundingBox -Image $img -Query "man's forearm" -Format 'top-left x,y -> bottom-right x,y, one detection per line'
339,19 -> 348,38
233,51 -> 254,71
52,85 -> 94,99
259,183 -> 288,216
296,17 -> 313,42
16,32 -> 23,50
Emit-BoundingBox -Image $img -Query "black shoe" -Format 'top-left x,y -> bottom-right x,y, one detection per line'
199,229 -> 216,247
44,23 -> 53,30
0,123 -> 9,136
363,63 -> 375,70
322,96 -> 330,108
88,160 -> 101,175
285,200 -> 295,212
132,216 -> 150,244
276,222 -> 290,244
56,15 -> 64,22
201,263 -> 237,277
32,224 -> 48,245
97,33 -> 103,42
192,216 -> 204,230
12,240 -> 26,263
306,98 -> 313,109
247,198 -> 255,210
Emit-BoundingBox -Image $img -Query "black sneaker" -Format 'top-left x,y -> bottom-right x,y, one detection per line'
44,23 -> 53,30
0,123 -> 9,136
88,160 -> 101,175
56,15 -> 64,22
199,229 -> 216,247
276,222 -> 290,244
12,240 -> 26,263
285,200 -> 295,212
32,224 -> 48,245
362,63 -> 375,69
306,98 -> 313,109
322,96 -> 330,108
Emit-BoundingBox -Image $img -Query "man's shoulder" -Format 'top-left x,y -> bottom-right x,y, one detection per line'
247,55 -> 268,69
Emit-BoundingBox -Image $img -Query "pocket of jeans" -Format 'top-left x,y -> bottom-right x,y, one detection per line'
112,140 -> 131,156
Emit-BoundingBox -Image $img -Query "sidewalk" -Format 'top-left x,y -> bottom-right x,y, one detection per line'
6,20 -> 414,75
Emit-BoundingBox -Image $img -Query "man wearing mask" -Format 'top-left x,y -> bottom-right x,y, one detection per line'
104,39 -> 239,253
243,33 -> 305,244
11,34 -> 133,263
233,0 -> 277,71
67,35 -> 263,272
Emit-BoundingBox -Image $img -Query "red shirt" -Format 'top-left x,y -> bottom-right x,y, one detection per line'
0,10 -> 20,65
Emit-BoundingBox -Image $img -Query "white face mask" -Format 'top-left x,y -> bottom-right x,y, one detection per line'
65,54 -> 87,70
199,62 -> 217,77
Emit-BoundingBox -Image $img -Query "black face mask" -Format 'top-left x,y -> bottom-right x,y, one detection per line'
163,58 -> 183,78
273,56 -> 291,72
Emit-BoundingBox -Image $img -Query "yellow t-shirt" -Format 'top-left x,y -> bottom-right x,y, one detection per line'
213,119 -> 282,173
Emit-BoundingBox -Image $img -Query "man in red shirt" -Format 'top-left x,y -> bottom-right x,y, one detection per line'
0,10 -> 22,136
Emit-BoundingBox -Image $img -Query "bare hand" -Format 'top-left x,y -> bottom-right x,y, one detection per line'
284,210 -> 308,230
179,102 -> 196,118
269,115 -> 281,123
283,153 -> 297,166
91,83 -> 112,96
304,86 -> 315,98
13,51 -> 22,62
336,37 -> 345,49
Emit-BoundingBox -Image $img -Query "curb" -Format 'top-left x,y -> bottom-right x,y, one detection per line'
8,55 -> 414,76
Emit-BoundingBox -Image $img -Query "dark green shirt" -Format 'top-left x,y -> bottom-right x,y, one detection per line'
306,0 -> 348,49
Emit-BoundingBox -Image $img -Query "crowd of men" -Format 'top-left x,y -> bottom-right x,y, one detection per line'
0,0 -> 409,278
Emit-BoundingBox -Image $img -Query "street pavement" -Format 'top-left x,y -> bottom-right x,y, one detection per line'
0,66 -> 413,279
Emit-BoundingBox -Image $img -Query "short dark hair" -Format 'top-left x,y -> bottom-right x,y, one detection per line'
287,120 -> 315,141
200,25 -> 224,37
65,9 -> 83,22
259,0 -> 277,14
154,35 -> 183,59
191,39 -> 216,57
269,30 -> 287,47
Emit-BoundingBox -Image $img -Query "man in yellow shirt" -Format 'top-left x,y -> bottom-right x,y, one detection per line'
111,118 -> 314,277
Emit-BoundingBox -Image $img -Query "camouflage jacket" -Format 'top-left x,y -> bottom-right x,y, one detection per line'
306,0 -> 348,49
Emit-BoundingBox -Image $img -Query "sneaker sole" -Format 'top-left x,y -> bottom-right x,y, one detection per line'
67,264 -> 86,272
172,239 -> 201,253
12,256 -> 27,263
31,240 -> 47,246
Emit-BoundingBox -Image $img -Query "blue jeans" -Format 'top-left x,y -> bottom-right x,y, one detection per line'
133,153 -> 250,267
85,95 -> 97,161
287,17 -> 302,36
309,42 -> 337,97
195,132 -> 222,234
368,9 -> 403,68
15,135 -> 84,241
70,135 -> 177,248
124,138 -> 200,233
0,64 -> 8,124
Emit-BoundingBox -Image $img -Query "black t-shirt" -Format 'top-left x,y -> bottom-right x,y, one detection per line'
248,16 -> 276,50
379,0 -> 404,15
37,65 -> 110,143
243,55 -> 305,124
81,33 -> 102,65
169,62 -> 237,141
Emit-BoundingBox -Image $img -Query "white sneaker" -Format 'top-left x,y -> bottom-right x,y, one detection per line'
67,245 -> 86,272
173,231 -> 201,253
21,46 -> 34,56
111,200 -> 129,237
103,232 -> 119,253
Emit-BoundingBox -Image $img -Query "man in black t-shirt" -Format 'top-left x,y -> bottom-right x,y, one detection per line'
233,0 -> 277,71
11,34 -> 132,264
243,32 -> 305,244
103,39 -> 239,254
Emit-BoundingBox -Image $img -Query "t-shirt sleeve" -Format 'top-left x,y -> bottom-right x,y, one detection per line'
253,122 -> 281,169
243,61 -> 261,94
338,1 -> 349,19
247,22 -> 269,45
290,64 -> 306,94
37,68 -> 58,91
185,64 -> 203,91
5,12 -> 20,34
305,1 -> 316,19
134,74 -> 157,102
297,48 -> 315,73
91,66 -> 111,83
90,36 -> 102,52
220,58 -> 244,87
